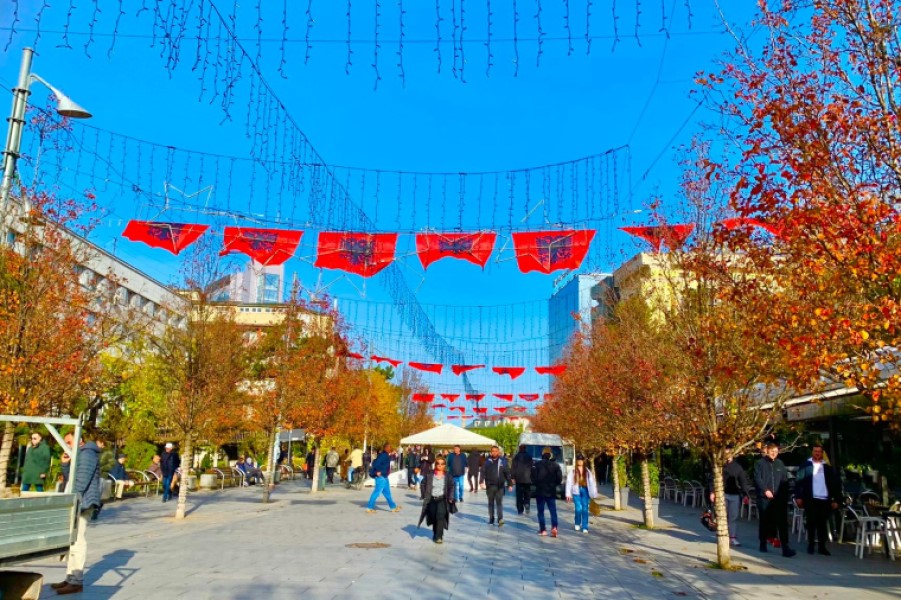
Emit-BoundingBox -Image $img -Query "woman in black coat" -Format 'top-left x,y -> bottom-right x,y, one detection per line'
417,456 -> 456,543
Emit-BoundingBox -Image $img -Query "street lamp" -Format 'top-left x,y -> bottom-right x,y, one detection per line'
1,47 -> 92,210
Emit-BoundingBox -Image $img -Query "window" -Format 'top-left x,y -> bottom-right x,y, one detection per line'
257,273 -> 281,304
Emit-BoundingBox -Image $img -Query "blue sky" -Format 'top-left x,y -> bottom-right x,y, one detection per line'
0,1 -> 761,410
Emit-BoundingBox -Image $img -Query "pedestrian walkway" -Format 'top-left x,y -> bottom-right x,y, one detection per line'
9,479 -> 900,599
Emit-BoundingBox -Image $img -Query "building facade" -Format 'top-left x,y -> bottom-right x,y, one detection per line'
547,273 -> 613,364
208,260 -> 286,304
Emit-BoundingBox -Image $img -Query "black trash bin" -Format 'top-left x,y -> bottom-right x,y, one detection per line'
0,570 -> 43,600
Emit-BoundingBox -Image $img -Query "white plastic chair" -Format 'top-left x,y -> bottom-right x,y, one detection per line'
848,506 -> 891,559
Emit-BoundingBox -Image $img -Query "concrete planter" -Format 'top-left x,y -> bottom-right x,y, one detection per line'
199,474 -> 218,490
185,475 -> 198,491
618,487 -> 630,509
100,479 -> 113,501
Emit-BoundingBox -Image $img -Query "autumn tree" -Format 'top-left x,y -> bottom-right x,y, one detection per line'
0,190 -> 142,487
702,0 -> 901,425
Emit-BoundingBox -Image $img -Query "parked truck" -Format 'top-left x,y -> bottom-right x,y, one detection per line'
517,432 -> 575,499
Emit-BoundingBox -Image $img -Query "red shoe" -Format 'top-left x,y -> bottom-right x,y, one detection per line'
551,527 -> 558,538
771,538 -> 781,548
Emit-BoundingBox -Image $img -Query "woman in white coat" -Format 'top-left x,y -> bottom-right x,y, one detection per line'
565,455 -> 598,533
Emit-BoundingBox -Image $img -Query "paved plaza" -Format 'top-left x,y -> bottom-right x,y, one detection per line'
9,478 -> 901,599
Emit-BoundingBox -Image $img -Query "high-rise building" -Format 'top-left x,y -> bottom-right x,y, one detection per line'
547,273 -> 613,364
208,260 -> 285,304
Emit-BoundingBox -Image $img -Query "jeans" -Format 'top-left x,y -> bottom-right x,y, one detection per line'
537,496 -> 558,532
453,475 -> 465,501
572,487 -> 590,529
724,493 -> 740,539
162,475 -> 173,501
326,467 -> 336,483
20,483 -> 44,492
486,486 -> 505,521
515,482 -> 531,514
367,476 -> 397,510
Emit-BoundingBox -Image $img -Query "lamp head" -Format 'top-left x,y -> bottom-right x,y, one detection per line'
31,74 -> 92,119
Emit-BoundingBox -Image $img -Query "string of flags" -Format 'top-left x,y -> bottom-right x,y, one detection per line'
120,219 -> 780,274
411,393 -> 551,403
350,355 -> 567,378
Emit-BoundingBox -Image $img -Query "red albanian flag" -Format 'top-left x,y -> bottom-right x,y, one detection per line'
512,406 -> 528,413
220,227 -> 302,266
345,352 -> 364,360
473,407 -> 488,414
494,407 -> 509,414
452,364 -> 485,375
492,367 -> 525,380
465,394 -> 485,402
371,355 -> 403,367
315,232 -> 398,277
413,393 -> 435,403
432,403 -> 447,409
408,362 -> 444,375
493,394 -> 514,402
718,217 -> 782,237
440,394 -> 460,403
519,394 -> 540,401
535,365 -> 567,376
450,406 -> 466,412
122,221 -> 209,255
416,232 -> 497,269
512,229 -> 595,274
447,415 -> 459,420
620,224 -> 695,252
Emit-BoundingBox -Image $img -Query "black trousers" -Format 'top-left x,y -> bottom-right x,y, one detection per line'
515,482 -> 532,514
326,467 -> 335,483
758,498 -> 789,544
486,485 -> 505,520
805,499 -> 832,548
428,498 -> 448,540
467,470 -> 480,491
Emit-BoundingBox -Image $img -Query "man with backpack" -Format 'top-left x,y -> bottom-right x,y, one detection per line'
533,446 -> 563,537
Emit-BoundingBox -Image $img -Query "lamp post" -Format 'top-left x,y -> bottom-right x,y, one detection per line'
1,47 -> 92,211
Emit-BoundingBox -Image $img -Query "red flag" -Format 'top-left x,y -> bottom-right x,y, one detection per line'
519,394 -> 540,401
413,393 -> 434,403
416,232 -> 497,269
620,224 -> 695,252
465,394 -> 485,402
314,232 -> 398,277
493,394 -> 514,402
440,394 -> 460,403
408,362 -> 443,374
432,403 -> 447,409
219,227 -> 302,265
535,365 -> 567,376
494,407 -> 509,414
512,406 -> 528,412
493,367 -> 525,379
122,221 -> 209,255
345,352 -> 364,360
473,407 -> 488,414
450,406 -> 466,412
447,415 -> 459,420
718,217 -> 782,237
511,230 -> 595,274
452,364 -> 485,375
371,355 -> 403,367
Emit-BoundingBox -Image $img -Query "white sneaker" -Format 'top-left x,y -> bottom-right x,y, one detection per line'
730,537 -> 741,547
575,525 -> 581,531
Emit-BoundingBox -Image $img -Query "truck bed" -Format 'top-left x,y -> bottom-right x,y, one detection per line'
0,494 -> 78,566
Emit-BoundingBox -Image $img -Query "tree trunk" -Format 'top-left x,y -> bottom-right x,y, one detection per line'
611,452 -> 622,510
0,421 -> 15,488
262,427 -> 279,503
310,446 -> 322,493
641,456 -> 655,528
175,436 -> 193,520
711,458 -> 732,568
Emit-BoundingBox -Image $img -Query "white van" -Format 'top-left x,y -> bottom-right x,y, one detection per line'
516,432 -> 576,499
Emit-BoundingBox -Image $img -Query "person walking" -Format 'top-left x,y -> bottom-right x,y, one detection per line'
754,440 -> 796,557
51,433 -> 104,596
446,445 -> 467,502
405,446 -> 420,489
21,431 -> 51,492
366,443 -> 401,513
708,448 -> 753,547
565,454 -> 598,533
349,447 -> 364,483
324,446 -> 340,484
482,445 -> 513,526
794,443 -> 842,556
417,455 -> 456,543
160,442 -> 180,503
512,444 -> 534,515
467,449 -> 482,493
533,446 -> 563,537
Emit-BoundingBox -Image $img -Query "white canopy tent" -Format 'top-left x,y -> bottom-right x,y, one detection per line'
400,423 -> 497,449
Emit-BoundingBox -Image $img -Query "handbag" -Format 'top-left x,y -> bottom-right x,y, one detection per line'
449,501 -> 459,515
589,498 -> 603,516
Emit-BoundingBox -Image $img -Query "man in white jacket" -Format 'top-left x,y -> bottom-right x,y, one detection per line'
565,454 -> 598,533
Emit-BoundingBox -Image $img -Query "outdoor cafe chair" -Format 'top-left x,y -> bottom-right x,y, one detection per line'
847,505 -> 893,560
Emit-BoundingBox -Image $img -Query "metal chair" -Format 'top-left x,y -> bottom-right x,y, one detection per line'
792,505 -> 806,542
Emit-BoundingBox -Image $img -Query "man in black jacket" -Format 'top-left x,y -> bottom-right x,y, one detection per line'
512,445 -> 534,515
467,450 -> 482,493
533,447 -> 563,537
482,445 -> 513,526
160,442 -> 181,503
794,443 -> 842,556
754,441 -> 796,557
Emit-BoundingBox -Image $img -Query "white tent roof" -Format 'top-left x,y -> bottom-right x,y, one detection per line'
400,424 -> 497,449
